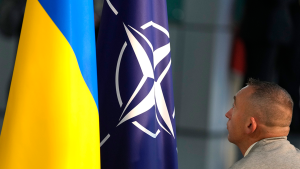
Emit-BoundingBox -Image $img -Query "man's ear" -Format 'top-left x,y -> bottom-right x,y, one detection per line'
246,117 -> 257,134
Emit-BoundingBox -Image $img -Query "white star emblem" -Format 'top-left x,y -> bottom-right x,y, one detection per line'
114,21 -> 175,138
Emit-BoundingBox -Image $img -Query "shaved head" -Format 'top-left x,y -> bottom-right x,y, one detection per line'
246,78 -> 293,127
226,78 -> 293,155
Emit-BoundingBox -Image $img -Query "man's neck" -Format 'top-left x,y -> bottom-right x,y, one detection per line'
237,137 -> 260,156
244,142 -> 257,156
239,142 -> 255,156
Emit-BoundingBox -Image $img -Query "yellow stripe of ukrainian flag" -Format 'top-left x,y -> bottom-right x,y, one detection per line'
0,0 -> 100,168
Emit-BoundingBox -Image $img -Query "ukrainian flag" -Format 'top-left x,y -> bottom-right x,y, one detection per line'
0,0 -> 100,168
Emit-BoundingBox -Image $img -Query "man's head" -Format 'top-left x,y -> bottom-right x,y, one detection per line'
225,78 -> 293,149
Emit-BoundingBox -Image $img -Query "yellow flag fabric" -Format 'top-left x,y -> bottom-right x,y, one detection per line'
0,0 -> 100,168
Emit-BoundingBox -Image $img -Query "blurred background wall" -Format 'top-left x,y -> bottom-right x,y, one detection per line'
0,0 -> 300,168
168,0 -> 239,168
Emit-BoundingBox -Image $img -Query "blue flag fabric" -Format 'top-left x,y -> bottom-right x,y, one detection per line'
97,0 -> 178,168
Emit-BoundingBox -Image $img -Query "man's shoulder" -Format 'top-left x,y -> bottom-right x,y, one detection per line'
229,155 -> 257,169
229,137 -> 300,169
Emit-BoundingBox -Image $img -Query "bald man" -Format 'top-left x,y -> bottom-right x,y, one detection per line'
226,79 -> 300,169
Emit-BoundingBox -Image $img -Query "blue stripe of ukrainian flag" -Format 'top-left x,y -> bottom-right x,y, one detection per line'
39,0 -> 99,106
0,0 -> 100,168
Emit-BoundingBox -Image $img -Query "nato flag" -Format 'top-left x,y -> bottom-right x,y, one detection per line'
97,0 -> 178,168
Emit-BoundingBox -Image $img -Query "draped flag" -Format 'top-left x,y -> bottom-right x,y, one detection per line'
97,0 -> 178,169
0,0 -> 100,168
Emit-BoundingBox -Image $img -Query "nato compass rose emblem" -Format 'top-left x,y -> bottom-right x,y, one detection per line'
100,21 -> 175,146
